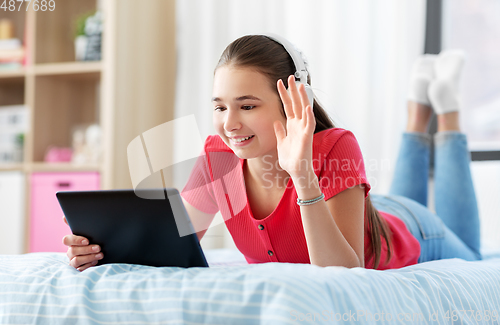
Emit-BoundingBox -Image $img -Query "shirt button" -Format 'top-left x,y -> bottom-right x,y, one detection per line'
268,250 -> 274,256
258,224 -> 264,230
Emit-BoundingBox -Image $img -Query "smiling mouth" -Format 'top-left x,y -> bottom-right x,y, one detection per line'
230,135 -> 255,143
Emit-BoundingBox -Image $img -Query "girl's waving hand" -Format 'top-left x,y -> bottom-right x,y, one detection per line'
274,75 -> 316,179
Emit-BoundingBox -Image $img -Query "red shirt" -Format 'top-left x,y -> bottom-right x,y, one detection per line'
181,128 -> 421,270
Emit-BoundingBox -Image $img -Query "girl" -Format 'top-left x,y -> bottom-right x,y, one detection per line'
63,35 -> 482,271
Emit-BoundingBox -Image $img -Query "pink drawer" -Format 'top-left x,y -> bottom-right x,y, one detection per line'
30,172 -> 100,252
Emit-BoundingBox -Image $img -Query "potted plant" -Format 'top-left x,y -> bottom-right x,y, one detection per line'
74,11 -> 95,61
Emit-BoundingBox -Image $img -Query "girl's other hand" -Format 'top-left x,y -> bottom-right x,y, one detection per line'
62,216 -> 103,271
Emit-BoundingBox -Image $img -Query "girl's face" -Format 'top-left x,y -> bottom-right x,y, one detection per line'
212,66 -> 286,160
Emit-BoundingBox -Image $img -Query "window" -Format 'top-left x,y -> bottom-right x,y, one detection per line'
442,0 -> 500,151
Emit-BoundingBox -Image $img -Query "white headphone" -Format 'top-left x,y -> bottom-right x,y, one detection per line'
263,33 -> 315,108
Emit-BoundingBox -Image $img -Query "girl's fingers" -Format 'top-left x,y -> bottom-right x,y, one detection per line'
77,260 -> 98,272
277,79 -> 294,119
306,105 -> 315,132
287,75 -> 303,119
69,253 -> 103,269
278,76 -> 312,124
68,245 -> 100,258
298,84 -> 309,126
62,234 -> 89,247
302,103 -> 308,128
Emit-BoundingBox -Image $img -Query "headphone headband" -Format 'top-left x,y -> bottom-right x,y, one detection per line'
263,33 -> 314,106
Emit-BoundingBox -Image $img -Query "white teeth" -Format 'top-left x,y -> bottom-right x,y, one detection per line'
232,136 -> 253,143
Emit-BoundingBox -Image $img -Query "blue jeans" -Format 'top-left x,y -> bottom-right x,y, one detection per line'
371,132 -> 482,263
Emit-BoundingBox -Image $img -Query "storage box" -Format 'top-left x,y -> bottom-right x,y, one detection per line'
30,172 -> 100,252
0,105 -> 29,132
0,105 -> 28,163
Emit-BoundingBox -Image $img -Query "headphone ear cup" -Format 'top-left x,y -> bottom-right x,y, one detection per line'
292,81 -> 314,107
304,84 -> 314,108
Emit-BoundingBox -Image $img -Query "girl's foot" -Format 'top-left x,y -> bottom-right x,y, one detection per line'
406,54 -> 436,133
408,54 -> 437,107
428,50 -> 465,132
428,49 -> 465,115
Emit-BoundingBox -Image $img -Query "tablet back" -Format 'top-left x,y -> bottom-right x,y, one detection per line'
56,188 -> 208,268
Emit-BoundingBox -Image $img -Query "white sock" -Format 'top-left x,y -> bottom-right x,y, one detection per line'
408,54 -> 437,106
428,49 -> 465,114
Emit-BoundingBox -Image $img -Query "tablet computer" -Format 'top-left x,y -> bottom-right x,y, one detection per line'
56,188 -> 208,268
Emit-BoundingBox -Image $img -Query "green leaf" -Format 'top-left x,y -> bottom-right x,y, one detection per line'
75,11 -> 96,37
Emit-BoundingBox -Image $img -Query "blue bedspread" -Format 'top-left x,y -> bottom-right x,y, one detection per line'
1,252 -> 500,324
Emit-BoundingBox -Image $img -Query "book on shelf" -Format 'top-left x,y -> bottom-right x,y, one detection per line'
0,18 -> 26,70
0,38 -> 21,50
0,38 -> 24,70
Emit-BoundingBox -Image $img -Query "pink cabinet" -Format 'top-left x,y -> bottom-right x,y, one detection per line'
30,172 -> 100,252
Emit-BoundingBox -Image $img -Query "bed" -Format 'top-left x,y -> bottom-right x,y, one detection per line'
1,248 -> 500,324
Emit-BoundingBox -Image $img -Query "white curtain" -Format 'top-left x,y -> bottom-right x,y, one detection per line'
173,0 -> 427,248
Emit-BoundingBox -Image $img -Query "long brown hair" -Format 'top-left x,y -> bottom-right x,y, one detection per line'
216,35 -> 393,269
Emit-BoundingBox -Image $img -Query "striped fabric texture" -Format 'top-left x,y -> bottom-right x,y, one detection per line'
1,253 -> 500,324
